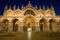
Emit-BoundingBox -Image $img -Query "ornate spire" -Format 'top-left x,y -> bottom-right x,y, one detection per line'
39,6 -> 41,10
4,5 -> 8,16
27,1 -> 32,7
35,5 -> 38,9
13,5 -> 16,10
28,1 -> 31,5
50,5 -> 54,10
47,6 -> 49,9
9,5 -> 11,9
43,5 -> 46,10
17,6 -> 19,9
5,5 -> 8,10
21,4 -> 24,9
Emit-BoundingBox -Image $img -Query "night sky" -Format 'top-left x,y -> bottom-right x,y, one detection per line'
0,0 -> 60,15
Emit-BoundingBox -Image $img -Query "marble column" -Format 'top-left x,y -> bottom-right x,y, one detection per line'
35,22 -> 39,32
0,21 -> 2,31
8,21 -> 13,32
47,22 -> 51,31
20,22 -> 24,32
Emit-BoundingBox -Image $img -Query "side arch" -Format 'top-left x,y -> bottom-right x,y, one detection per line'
49,19 -> 57,31
39,19 -> 47,31
2,19 -> 9,31
12,19 -> 19,32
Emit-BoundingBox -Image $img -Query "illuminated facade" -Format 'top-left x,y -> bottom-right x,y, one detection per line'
0,1 -> 60,32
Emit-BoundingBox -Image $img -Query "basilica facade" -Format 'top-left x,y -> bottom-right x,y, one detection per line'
0,1 -> 60,32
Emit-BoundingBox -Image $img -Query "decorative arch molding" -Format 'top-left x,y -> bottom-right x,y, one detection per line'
49,19 -> 57,23
2,19 -> 9,23
21,7 -> 37,16
12,19 -> 19,23
39,19 -> 47,23
24,9 -> 35,16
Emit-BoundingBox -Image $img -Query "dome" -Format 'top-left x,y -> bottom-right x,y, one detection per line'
4,9 -> 13,16
45,9 -> 51,16
38,10 -> 44,17
13,9 -> 21,15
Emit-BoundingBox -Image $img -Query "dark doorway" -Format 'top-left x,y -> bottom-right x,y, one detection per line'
13,19 -> 19,32
49,19 -> 57,31
39,19 -> 47,31
2,19 -> 9,31
40,24 -> 43,31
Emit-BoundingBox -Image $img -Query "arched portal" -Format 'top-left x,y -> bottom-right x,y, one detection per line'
2,19 -> 9,31
23,16 -> 35,32
24,10 -> 35,16
12,19 -> 19,32
39,19 -> 47,31
49,19 -> 57,31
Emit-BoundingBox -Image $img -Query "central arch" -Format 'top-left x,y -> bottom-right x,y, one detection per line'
23,16 -> 35,32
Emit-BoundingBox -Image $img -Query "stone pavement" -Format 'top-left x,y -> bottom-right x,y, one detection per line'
0,32 -> 60,40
